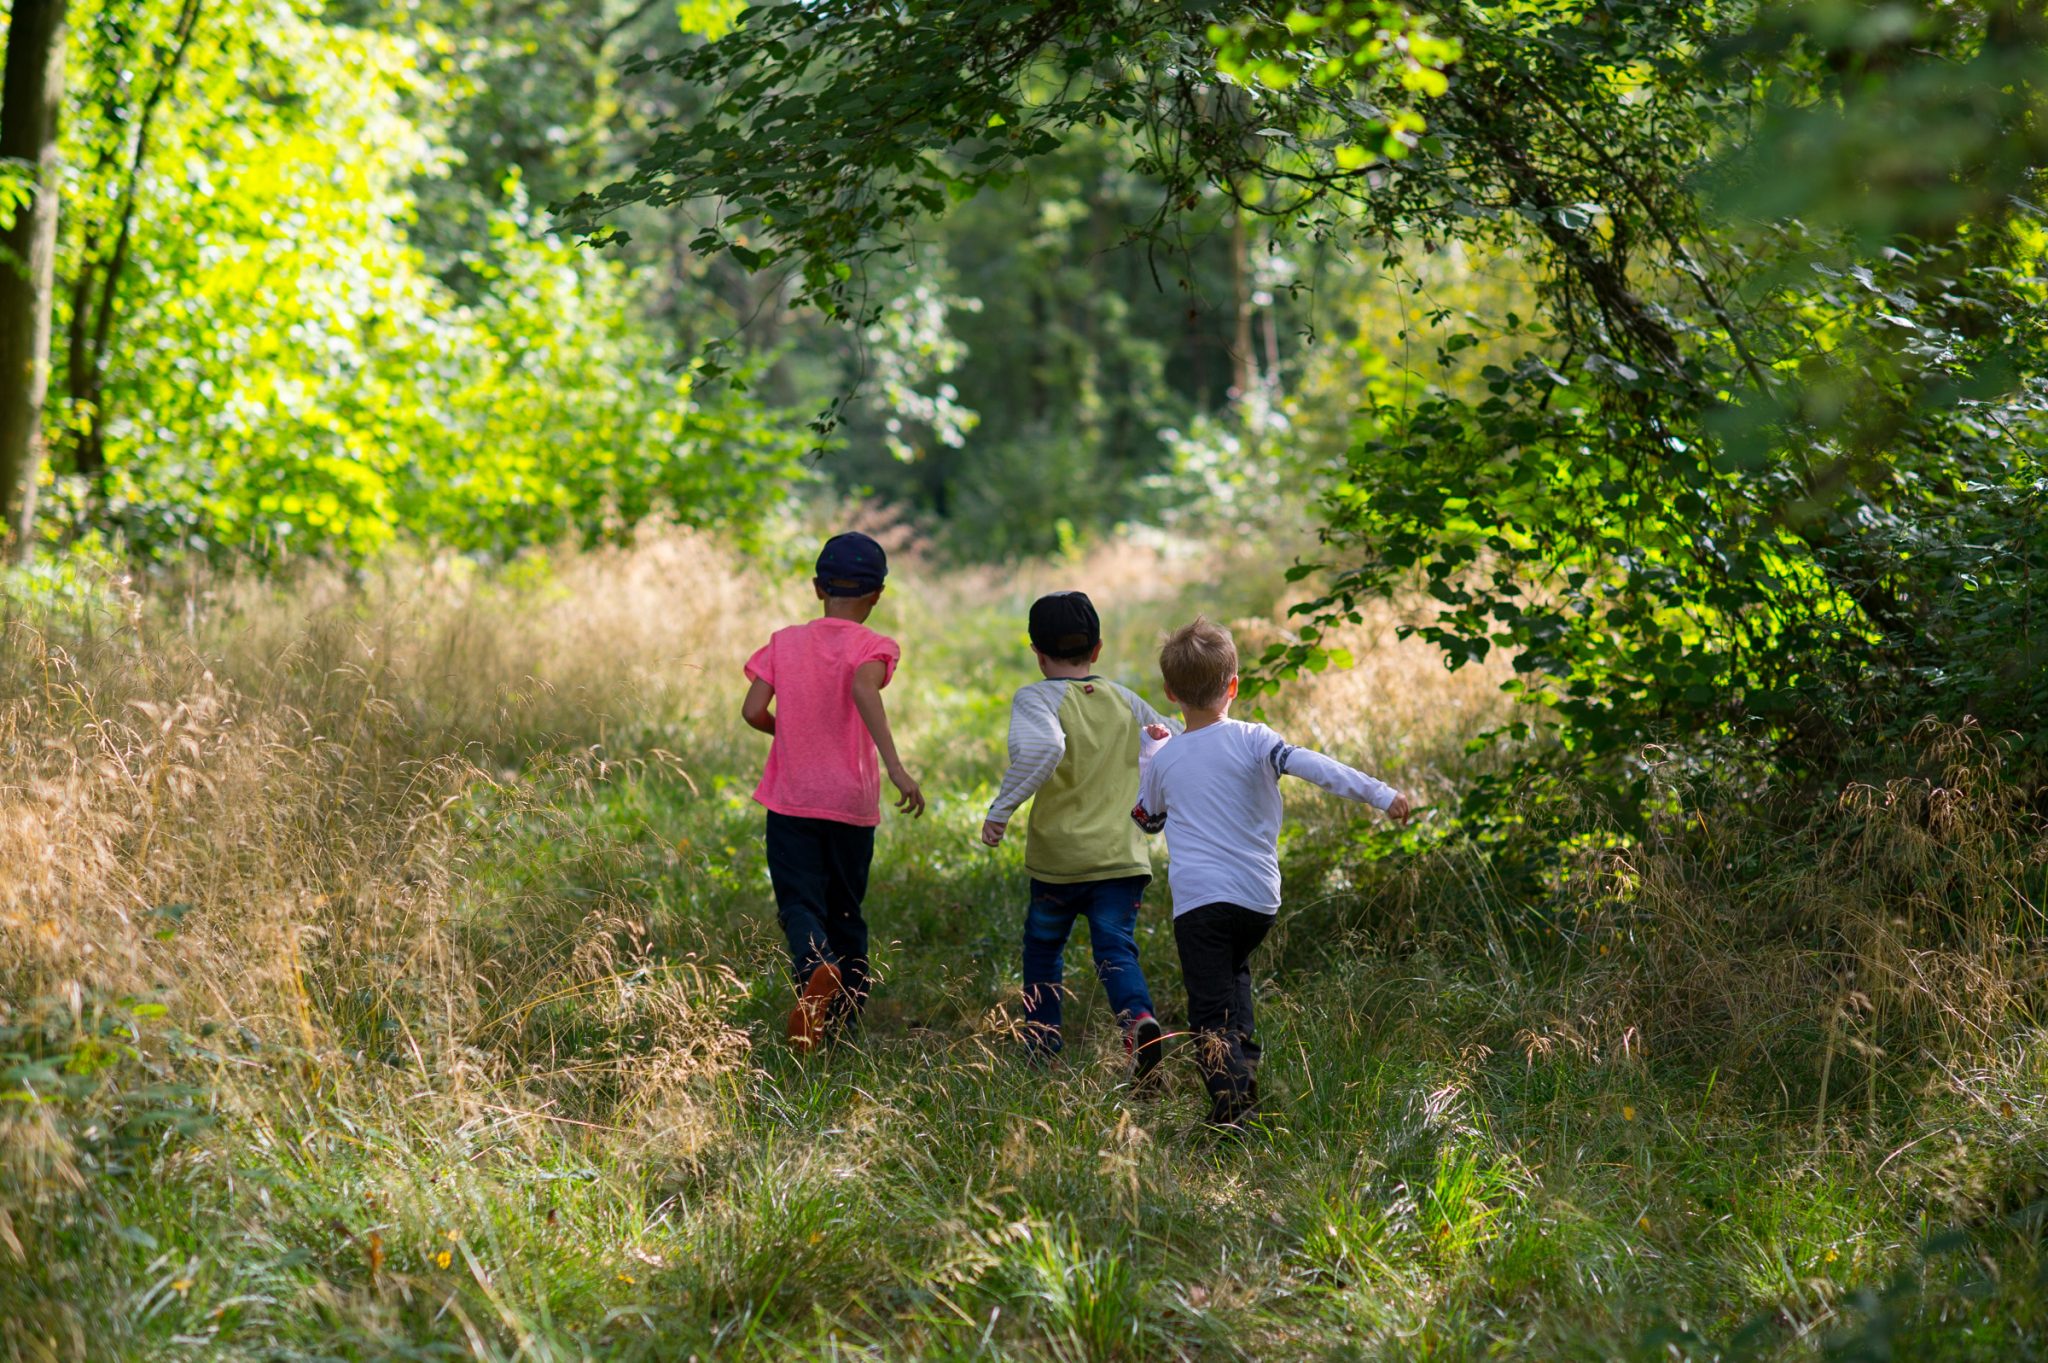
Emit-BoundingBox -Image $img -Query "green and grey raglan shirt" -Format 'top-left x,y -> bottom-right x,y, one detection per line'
987,677 -> 1179,884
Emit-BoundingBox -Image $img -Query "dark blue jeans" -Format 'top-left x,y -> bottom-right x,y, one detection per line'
1021,875 -> 1154,1052
765,812 -> 874,1020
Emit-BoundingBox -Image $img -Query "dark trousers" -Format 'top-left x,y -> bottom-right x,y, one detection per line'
1021,875 -> 1154,1053
764,812 -> 874,1020
1173,902 -> 1273,1125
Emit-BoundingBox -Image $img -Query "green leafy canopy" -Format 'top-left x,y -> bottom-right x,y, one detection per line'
583,0 -> 2048,815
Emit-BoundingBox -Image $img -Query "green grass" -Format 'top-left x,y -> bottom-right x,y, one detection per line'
4,538 -> 2045,1361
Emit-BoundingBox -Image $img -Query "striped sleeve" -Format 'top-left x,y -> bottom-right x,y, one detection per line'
987,682 -> 1068,824
1265,730 -> 1399,810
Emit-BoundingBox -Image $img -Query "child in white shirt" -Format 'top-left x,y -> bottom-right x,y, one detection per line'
1133,617 -> 1411,1131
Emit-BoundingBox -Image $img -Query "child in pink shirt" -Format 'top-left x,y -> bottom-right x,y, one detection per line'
742,532 -> 925,1052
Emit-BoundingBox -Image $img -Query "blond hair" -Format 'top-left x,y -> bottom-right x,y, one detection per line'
1160,617 -> 1238,709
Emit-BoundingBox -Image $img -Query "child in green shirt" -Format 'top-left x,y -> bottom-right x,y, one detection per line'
981,591 -> 1176,1081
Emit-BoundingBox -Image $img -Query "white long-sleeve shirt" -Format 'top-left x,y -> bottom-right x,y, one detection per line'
1134,719 -> 1397,915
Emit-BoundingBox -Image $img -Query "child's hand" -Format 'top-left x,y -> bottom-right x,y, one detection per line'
1143,723 -> 1171,741
1386,793 -> 1412,825
979,819 -> 1007,847
890,765 -> 926,818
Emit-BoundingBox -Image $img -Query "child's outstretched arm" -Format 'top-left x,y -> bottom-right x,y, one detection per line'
1268,736 -> 1412,823
741,679 -> 776,734
852,660 -> 925,817
982,687 -> 1064,845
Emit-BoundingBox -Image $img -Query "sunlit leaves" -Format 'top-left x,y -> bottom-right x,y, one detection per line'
51,0 -> 813,562
0,161 -> 34,232
1208,1 -> 1459,103
676,0 -> 746,41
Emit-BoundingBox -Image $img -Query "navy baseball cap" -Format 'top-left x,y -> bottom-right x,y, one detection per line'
815,531 -> 888,596
1029,591 -> 1100,659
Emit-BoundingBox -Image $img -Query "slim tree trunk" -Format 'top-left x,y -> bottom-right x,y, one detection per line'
0,0 -> 69,563
1228,208 -> 1256,398
69,0 -> 203,490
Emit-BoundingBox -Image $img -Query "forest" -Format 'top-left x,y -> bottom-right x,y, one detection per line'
2,1 -> 2044,1359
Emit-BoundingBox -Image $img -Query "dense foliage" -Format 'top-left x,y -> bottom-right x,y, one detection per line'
7,0 -> 2045,783
13,0 -> 1342,563
28,0 -> 814,562
579,0 -> 2048,800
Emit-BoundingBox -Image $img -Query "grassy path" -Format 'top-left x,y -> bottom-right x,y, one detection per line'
5,538 -> 2044,1360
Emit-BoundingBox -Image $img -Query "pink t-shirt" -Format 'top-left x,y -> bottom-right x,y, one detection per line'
745,618 -> 902,826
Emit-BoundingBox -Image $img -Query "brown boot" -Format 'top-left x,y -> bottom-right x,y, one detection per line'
787,962 -> 843,1054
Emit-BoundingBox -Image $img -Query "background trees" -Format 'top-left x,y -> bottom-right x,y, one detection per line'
3,0 -> 1361,566
574,0 -> 2048,799
1,0 -> 2041,799
1,0 -> 822,562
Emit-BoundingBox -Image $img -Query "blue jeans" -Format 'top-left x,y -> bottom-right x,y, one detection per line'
1021,875 -> 1154,1052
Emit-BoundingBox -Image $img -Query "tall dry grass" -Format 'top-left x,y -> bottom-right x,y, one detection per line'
0,535 -> 791,1351
3,527 -> 799,1003
2,529 -> 2042,1362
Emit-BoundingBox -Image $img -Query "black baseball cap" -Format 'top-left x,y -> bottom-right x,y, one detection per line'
815,531 -> 888,596
1029,591 -> 1101,660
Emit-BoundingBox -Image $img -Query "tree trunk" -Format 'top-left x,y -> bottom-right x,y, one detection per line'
0,0 -> 69,563
1228,208 -> 1256,398
68,0 -> 205,491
